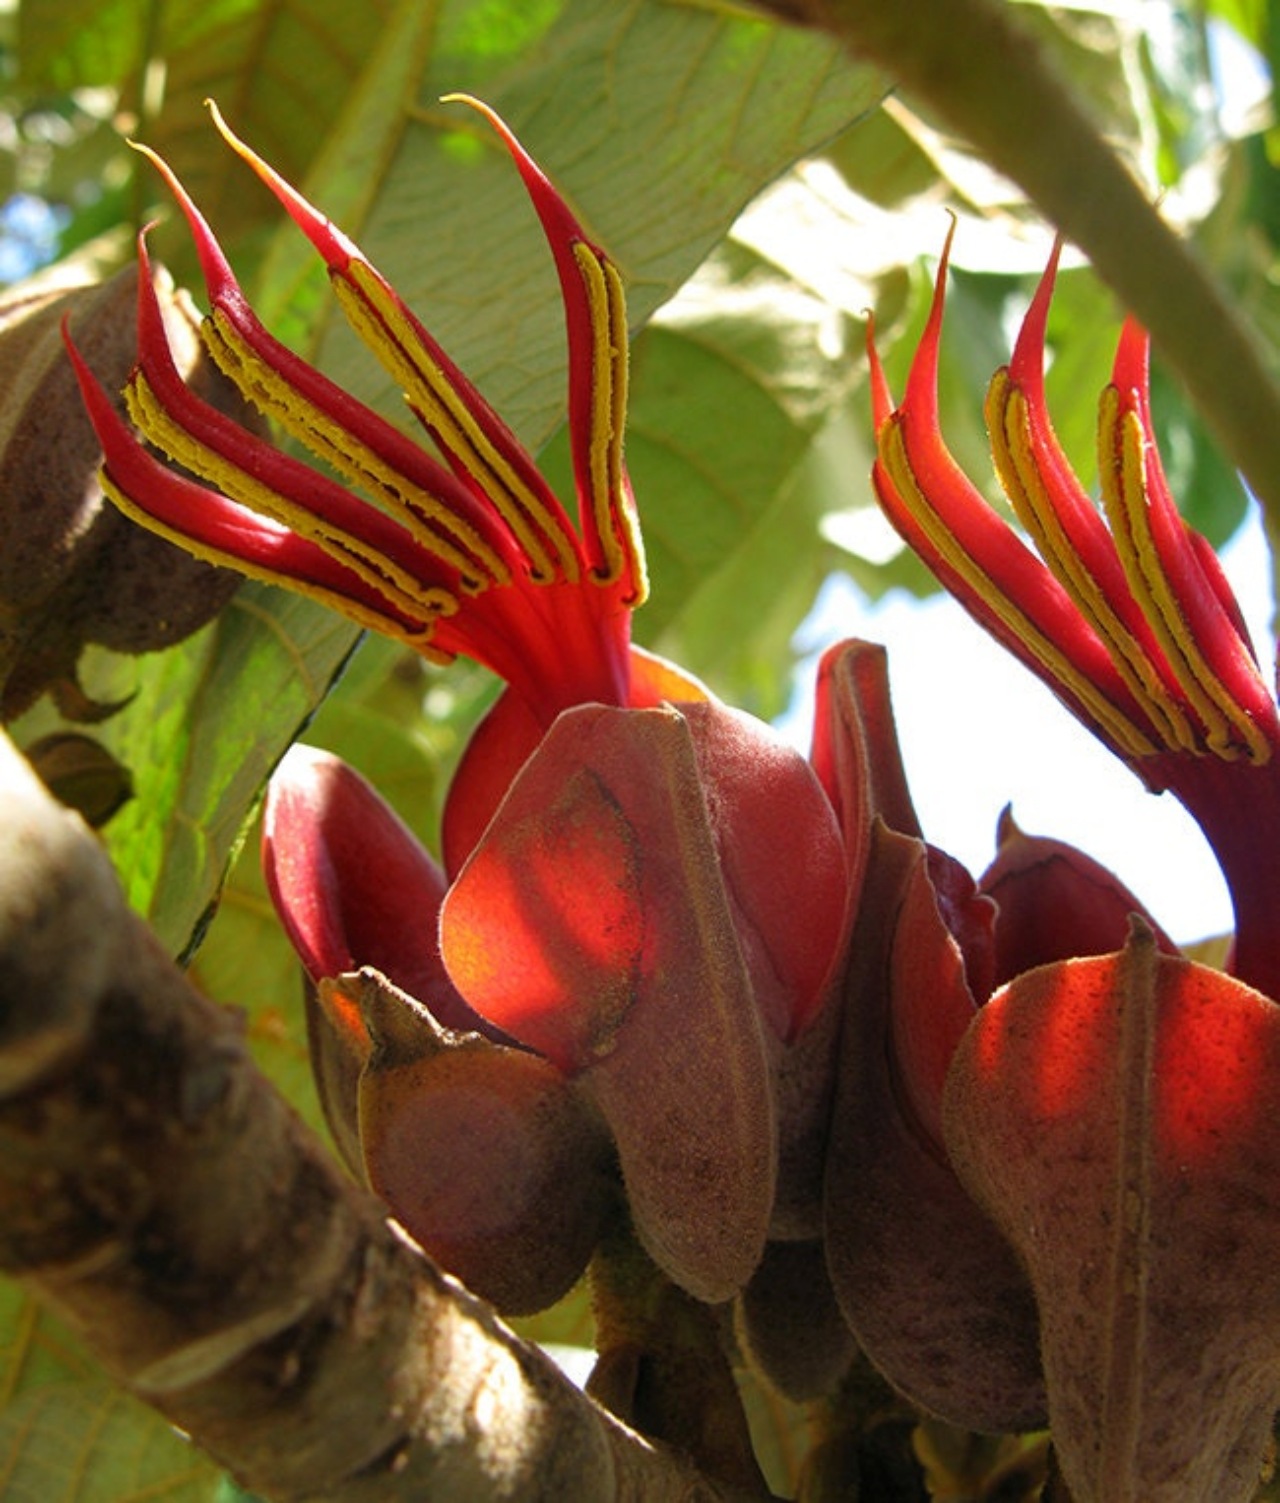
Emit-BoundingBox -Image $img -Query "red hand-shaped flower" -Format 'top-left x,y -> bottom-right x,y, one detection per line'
67,100 -> 848,1311
871,224 -> 1280,1000
854,228 -> 1280,1503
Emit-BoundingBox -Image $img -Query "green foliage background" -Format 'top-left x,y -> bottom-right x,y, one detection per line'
2,0 -> 1278,1495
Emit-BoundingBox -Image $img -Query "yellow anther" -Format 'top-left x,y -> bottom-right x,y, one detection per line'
1099,389 -> 1271,765
987,372 -> 1197,755
334,263 -> 581,585
97,469 -> 446,656
201,310 -> 509,594
879,416 -> 1160,761
574,242 -> 646,600
126,373 -> 460,632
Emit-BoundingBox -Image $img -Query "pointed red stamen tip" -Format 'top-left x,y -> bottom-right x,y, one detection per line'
203,98 -> 359,274
443,93 -> 595,252
62,316 -> 115,430
1009,236 -> 1065,392
131,232 -> 184,383
902,217 -> 959,415
442,94 -> 526,164
131,138 -> 241,302
1112,317 -> 1151,408
866,311 -> 896,432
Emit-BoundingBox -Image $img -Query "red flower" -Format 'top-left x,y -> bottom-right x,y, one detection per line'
869,223 -> 1280,1000
854,230 -> 1280,1502
68,101 -> 849,1309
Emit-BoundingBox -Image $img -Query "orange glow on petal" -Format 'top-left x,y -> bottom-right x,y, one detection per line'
1154,962 -> 1274,1166
888,852 -> 980,1146
956,928 -> 1280,1165
442,761 -> 643,1073
967,950 -> 1132,1128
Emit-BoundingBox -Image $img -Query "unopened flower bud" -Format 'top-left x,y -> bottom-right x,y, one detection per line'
735,1238 -> 857,1402
0,264 -> 243,721
22,730 -> 132,827
980,806 -> 1175,984
352,968 -> 613,1316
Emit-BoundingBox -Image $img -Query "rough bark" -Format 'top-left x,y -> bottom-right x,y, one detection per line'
0,729 -> 761,1502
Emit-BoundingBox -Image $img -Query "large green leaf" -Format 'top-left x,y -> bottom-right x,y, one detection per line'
145,0 -> 403,263
16,0 -> 398,250
0,1285 -> 222,1503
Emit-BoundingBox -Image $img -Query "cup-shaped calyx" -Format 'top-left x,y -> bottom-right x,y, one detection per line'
264,747 -> 612,1315
441,699 -> 846,1303
352,968 -> 614,1318
945,922 -> 1280,1503
979,806 -> 1178,986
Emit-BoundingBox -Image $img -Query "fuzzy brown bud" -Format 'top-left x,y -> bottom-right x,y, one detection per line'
0,264 -> 246,722
339,968 -> 614,1317
735,1239 -> 857,1402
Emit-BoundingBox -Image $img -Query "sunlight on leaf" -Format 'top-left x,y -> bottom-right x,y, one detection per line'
0,1286 -> 222,1503
98,588 -> 359,957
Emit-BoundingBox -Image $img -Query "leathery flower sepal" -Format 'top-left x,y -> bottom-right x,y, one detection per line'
352,967 -> 615,1319
944,923 -> 1280,1503
263,746 -> 613,1316
441,699 -> 847,1302
816,640 -> 1047,1432
868,223 -> 1280,1002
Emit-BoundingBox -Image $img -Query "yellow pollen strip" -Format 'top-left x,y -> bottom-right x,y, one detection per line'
98,470 -> 452,660
201,311 -> 509,593
1098,390 -> 1270,765
574,242 -> 646,598
127,374 -> 461,632
333,263 -> 580,585
879,417 -> 1159,759
987,373 -> 1196,754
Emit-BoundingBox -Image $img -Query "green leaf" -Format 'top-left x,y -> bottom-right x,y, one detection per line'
97,589 -> 360,957
17,0 -> 150,91
144,0 -> 404,271
0,1285 -> 222,1503
183,813 -> 325,1139
264,0 -> 883,442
